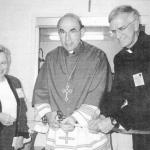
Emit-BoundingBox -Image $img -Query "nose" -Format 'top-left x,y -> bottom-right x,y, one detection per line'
116,30 -> 122,39
65,32 -> 71,42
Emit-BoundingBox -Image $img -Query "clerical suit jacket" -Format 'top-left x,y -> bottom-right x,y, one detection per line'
101,31 -> 150,131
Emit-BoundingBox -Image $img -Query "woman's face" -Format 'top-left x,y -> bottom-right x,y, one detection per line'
0,52 -> 8,80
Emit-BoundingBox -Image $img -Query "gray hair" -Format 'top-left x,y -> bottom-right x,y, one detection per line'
57,13 -> 84,29
0,45 -> 11,73
108,5 -> 140,23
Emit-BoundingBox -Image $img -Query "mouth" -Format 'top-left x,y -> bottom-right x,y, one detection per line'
65,43 -> 74,50
65,40 -> 73,45
0,70 -> 5,75
118,37 -> 126,44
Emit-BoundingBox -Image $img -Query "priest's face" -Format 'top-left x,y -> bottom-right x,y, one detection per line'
0,52 -> 8,81
58,16 -> 84,53
110,13 -> 139,48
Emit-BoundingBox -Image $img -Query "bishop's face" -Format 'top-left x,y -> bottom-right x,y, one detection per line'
0,52 -> 8,81
110,13 -> 139,48
58,16 -> 84,53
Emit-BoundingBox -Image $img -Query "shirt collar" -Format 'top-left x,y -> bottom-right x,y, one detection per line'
63,40 -> 84,57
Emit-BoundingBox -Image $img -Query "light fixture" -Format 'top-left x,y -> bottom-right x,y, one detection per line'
49,31 -> 104,41
48,32 -> 59,40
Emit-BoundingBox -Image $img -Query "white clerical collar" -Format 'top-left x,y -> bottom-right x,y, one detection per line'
126,49 -> 133,53
68,50 -> 74,54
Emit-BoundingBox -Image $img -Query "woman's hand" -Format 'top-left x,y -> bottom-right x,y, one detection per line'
0,113 -> 15,126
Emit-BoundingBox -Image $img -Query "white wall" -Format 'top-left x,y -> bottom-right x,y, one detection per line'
0,0 -> 150,129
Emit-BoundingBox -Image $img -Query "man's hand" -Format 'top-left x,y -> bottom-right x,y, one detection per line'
46,112 -> 60,128
88,115 -> 114,134
61,116 -> 76,132
0,113 -> 15,126
14,136 -> 24,150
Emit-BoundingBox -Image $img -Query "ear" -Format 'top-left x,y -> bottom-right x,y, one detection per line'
81,27 -> 85,37
134,19 -> 140,32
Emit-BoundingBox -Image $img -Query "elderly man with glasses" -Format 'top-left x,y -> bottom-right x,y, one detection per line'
88,5 -> 150,150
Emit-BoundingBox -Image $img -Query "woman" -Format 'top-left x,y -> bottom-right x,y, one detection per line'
0,45 -> 29,150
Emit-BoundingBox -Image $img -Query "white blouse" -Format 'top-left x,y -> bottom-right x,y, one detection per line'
0,78 -> 17,119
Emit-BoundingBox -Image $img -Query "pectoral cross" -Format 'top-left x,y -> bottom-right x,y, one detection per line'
62,83 -> 72,102
59,132 -> 74,144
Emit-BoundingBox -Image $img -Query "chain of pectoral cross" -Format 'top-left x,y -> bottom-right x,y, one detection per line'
62,55 -> 80,102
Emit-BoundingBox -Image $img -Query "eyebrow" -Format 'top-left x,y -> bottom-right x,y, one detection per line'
70,28 -> 78,31
58,27 -> 78,33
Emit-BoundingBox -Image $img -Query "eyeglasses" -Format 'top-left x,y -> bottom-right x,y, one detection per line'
110,19 -> 136,35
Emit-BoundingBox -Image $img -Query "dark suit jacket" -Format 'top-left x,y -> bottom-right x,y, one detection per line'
0,75 -> 29,138
101,31 -> 150,130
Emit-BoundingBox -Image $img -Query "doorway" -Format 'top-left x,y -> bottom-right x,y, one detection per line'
36,17 -> 121,73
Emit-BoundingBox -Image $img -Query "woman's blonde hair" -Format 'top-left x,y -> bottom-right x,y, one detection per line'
0,45 -> 11,73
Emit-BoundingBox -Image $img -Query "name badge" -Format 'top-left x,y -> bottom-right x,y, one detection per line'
133,73 -> 145,87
